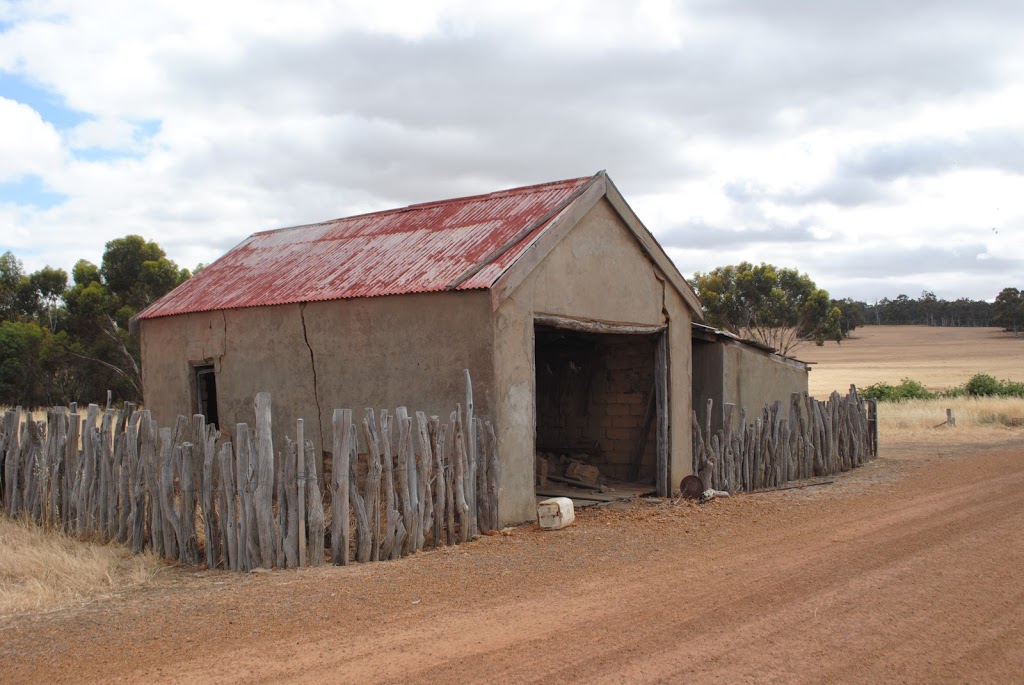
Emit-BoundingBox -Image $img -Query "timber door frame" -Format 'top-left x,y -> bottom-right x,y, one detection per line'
532,313 -> 670,495
654,330 -> 669,497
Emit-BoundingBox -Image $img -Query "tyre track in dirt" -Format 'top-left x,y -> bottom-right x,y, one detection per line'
367,448 -> 1024,684
2,438 -> 1023,684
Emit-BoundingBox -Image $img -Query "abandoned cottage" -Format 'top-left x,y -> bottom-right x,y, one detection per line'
136,172 -> 709,524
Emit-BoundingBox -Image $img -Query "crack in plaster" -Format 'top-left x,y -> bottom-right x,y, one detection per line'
218,311 -> 228,370
299,304 -> 327,454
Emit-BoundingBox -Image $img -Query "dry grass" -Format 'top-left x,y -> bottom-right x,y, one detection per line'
879,396 -> 1024,446
798,325 -> 1023,396
0,516 -> 165,617
1,404 -> 162,618
0,407 -> 49,422
794,325 -> 1024,446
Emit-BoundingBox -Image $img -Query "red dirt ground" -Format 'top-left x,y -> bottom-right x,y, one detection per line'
3,434 -> 1024,684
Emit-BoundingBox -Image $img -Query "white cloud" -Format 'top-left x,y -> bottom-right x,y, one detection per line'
66,118 -> 145,151
0,0 -> 1021,301
0,96 -> 63,180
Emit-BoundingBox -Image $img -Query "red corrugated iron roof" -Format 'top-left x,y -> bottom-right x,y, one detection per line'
138,174 -> 597,319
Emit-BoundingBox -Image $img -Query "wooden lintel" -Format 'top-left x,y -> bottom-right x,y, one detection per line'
534,313 -> 666,336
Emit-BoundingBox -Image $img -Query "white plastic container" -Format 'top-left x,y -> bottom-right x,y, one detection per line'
537,497 -> 575,530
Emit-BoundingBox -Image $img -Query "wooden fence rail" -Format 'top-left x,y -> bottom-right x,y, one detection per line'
692,386 -> 878,493
0,371 -> 499,570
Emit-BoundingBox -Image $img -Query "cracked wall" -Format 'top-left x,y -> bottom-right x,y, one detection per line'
140,291 -> 494,465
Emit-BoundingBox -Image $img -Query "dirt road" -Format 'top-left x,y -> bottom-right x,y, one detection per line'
4,436 -> 1024,684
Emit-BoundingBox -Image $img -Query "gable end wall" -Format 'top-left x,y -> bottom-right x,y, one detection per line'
492,197 -> 693,524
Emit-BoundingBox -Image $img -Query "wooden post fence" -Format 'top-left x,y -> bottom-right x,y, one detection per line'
0,369 -> 499,572
692,385 -> 877,494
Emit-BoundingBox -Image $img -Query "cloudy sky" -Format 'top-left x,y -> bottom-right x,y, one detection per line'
1,0 -> 1022,302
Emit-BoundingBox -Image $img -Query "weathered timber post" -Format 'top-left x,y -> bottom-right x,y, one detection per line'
159,431 -> 182,560
303,439 -> 325,566
282,438 -> 299,568
63,410 -> 80,532
722,403 -> 735,492
867,399 -> 879,457
363,415 -> 382,562
350,437 -> 372,563
395,407 -> 415,556
367,409 -> 395,560
430,417 -> 445,548
253,393 -> 277,568
179,442 -> 199,565
444,418 -> 457,546
453,407 -> 470,543
113,410 -> 130,543
274,437 -> 286,568
416,411 -> 432,550
235,423 -> 257,570
202,426 -> 220,569
331,408 -> 351,566
474,417 -> 489,532
126,413 -> 146,553
218,441 -> 238,570
464,369 -> 478,538
296,418 -> 307,568
97,408 -> 113,538
486,420 -> 499,529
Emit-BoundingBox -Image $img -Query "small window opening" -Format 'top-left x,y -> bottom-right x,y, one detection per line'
195,365 -> 219,428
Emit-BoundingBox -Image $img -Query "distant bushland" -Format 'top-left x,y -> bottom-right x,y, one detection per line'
863,373 -> 1024,402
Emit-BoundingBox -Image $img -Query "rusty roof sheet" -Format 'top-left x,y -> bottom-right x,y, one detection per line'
138,175 -> 596,319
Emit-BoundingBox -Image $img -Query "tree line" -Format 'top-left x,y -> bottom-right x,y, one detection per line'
2,241 -> 1019,408
690,263 -> 1021,355
0,236 -> 190,408
833,289 -> 1021,331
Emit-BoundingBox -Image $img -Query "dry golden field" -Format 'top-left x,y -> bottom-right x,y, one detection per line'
797,325 -> 1024,445
798,325 -> 1023,396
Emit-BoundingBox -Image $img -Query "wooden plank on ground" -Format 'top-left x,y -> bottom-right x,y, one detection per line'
535,488 -> 630,503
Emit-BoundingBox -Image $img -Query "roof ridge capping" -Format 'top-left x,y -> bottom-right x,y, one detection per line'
404,174 -> 598,211
251,174 -> 599,238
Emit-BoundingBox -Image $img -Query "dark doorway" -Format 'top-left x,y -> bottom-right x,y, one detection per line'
194,365 -> 219,428
534,323 -> 667,500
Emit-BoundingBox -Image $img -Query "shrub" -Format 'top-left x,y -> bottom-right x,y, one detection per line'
862,381 -> 898,402
863,378 -> 935,402
961,373 -> 1024,398
964,373 -> 1002,396
863,374 -> 1024,404
999,379 -> 1024,398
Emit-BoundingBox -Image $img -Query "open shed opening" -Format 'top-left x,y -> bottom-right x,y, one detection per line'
534,323 -> 664,502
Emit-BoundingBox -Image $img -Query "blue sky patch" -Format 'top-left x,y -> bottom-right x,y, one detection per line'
0,175 -> 68,209
0,71 -> 89,130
